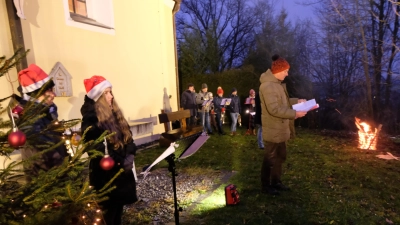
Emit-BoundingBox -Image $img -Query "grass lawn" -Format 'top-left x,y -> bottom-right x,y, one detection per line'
134,127 -> 400,225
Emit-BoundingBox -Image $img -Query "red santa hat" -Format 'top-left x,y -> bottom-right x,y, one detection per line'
18,64 -> 52,95
84,75 -> 112,101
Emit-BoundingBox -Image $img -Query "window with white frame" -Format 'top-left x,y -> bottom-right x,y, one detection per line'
63,0 -> 115,35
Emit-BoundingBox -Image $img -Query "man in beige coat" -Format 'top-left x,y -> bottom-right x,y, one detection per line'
259,55 -> 307,195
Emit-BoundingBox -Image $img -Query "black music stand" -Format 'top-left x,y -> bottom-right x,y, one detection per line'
166,132 -> 209,225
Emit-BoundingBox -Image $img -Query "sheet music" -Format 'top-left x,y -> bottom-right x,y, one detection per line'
140,142 -> 177,179
202,99 -> 212,106
244,98 -> 253,104
292,99 -> 319,112
220,98 -> 231,105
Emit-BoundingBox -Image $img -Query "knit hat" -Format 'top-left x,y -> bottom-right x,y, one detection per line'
201,83 -> 208,89
231,88 -> 237,93
84,75 -> 112,101
18,64 -> 54,95
217,86 -> 224,95
249,89 -> 255,95
271,54 -> 290,74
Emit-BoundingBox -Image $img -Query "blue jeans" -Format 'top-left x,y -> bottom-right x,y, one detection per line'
230,112 -> 239,132
257,124 -> 264,148
199,111 -> 212,133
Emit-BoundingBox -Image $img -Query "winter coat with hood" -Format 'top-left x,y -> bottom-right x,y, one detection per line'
80,96 -> 138,205
259,69 -> 298,143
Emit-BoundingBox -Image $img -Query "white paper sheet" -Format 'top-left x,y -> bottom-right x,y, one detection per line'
292,99 -> 319,112
140,142 -> 177,179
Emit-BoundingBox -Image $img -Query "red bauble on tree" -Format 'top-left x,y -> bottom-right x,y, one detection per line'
8,129 -> 26,148
100,155 -> 115,170
52,201 -> 62,208
11,105 -> 24,117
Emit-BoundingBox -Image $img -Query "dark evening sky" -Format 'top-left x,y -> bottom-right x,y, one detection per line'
281,0 -> 315,21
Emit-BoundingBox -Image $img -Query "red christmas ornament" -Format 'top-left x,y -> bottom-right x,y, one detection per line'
11,105 -> 24,117
8,129 -> 26,148
52,201 -> 62,208
100,155 -> 114,170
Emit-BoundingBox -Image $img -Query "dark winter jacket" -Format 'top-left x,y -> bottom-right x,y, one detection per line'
212,95 -> 225,114
18,99 -> 66,176
254,93 -> 262,125
227,95 -> 241,113
181,90 -> 197,116
80,96 -> 138,205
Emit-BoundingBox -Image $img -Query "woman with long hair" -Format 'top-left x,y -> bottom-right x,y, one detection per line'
80,76 -> 137,225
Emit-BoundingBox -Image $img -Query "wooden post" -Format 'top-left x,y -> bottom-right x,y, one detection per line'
5,0 -> 28,72
179,107 -> 187,130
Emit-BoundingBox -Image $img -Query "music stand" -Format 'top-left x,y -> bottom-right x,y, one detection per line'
141,132 -> 209,225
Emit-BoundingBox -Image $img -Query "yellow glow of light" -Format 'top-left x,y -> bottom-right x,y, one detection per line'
87,203 -> 91,207
82,216 -> 86,219
96,209 -> 100,213
96,218 -> 100,221
355,117 -> 379,150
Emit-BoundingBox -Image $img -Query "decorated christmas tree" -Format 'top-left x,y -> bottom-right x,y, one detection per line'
0,49 -> 116,225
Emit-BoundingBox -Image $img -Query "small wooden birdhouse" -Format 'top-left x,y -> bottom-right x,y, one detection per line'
48,62 -> 73,97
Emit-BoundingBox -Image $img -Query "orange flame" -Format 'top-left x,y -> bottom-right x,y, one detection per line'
355,117 -> 381,150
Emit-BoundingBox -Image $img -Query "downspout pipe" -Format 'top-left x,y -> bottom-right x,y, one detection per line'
172,0 -> 181,109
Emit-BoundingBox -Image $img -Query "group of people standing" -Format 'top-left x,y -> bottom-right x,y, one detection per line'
13,64 -> 136,225
182,54 -> 308,196
181,83 -> 257,136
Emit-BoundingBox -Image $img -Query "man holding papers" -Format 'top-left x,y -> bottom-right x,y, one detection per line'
259,55 -> 307,196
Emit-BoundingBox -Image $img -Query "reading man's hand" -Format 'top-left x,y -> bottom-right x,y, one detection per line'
298,99 -> 306,103
295,111 -> 307,119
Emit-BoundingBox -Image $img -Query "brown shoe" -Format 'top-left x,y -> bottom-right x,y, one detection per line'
233,131 -> 237,136
230,132 -> 234,136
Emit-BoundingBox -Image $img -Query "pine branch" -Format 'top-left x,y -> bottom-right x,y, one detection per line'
0,48 -> 30,77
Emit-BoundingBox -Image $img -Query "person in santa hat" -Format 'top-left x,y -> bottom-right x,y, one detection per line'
80,76 -> 138,225
16,64 -> 66,181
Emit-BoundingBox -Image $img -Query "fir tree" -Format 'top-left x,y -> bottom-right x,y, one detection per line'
0,49 -> 117,225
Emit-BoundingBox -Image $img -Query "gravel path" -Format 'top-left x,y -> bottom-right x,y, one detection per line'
122,167 -> 231,225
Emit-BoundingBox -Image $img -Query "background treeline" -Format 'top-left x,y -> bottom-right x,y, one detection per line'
176,0 -> 400,133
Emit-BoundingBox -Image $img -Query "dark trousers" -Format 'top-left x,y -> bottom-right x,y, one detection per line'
261,141 -> 287,188
185,116 -> 195,127
210,113 -> 218,131
102,202 -> 124,225
215,112 -> 224,134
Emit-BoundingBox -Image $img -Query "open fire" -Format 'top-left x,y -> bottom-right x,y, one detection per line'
355,117 -> 382,150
